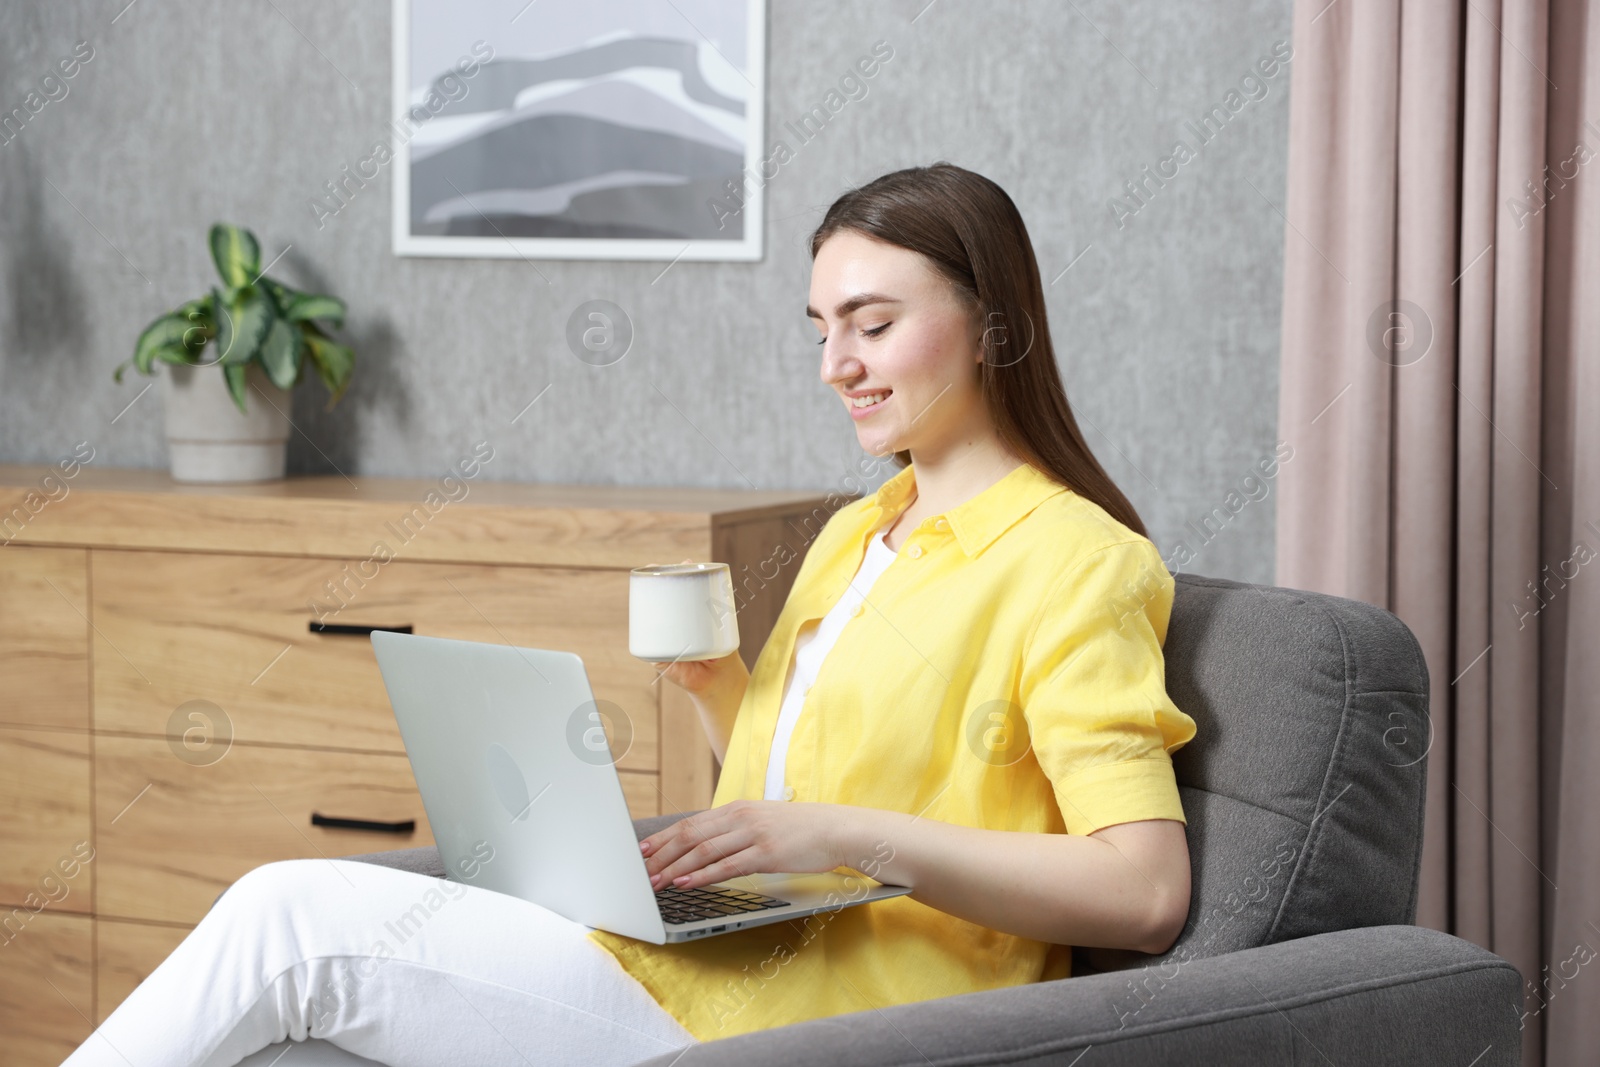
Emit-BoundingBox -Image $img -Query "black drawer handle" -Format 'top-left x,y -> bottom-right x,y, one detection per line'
308,622 -> 414,636
311,812 -> 416,834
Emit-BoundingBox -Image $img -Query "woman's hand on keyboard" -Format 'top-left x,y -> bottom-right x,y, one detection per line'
638,799 -> 852,891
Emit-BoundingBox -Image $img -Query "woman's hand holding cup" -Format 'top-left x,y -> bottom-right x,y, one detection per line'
651,647 -> 744,698
630,557 -> 743,699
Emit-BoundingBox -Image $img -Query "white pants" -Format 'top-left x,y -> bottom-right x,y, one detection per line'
62,858 -> 699,1067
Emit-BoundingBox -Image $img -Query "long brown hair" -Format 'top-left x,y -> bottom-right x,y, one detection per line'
809,162 -> 1149,538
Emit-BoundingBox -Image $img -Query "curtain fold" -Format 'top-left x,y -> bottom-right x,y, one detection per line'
1274,3 -> 1598,1064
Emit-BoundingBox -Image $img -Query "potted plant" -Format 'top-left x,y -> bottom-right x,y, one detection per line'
114,223 -> 355,483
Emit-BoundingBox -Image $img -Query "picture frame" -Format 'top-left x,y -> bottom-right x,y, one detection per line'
390,0 -> 766,262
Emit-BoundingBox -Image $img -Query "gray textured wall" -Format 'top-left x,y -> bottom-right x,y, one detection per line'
0,0 -> 1291,584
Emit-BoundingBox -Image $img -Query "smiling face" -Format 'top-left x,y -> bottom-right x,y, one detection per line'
807,229 -> 987,461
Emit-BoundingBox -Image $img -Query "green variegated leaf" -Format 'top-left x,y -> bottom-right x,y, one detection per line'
259,315 -> 301,390
174,297 -> 215,353
208,223 -> 261,289
152,345 -> 194,366
222,361 -> 250,414
207,286 -> 230,362
286,292 -> 345,327
302,326 -> 355,407
259,276 -> 298,317
133,312 -> 195,376
260,276 -> 346,327
213,285 -> 273,366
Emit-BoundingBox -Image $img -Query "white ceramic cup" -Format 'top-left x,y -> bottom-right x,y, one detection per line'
628,562 -> 741,661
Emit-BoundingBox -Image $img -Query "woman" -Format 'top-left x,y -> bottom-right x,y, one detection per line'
62,162 -> 1195,1067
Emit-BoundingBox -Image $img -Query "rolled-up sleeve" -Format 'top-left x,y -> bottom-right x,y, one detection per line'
1017,538 -> 1197,836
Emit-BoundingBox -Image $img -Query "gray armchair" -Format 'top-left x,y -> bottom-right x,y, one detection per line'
247,573 -> 1525,1066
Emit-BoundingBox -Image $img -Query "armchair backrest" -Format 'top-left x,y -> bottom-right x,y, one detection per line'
1074,572 -> 1431,977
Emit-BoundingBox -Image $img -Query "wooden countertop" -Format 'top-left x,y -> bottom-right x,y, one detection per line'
0,464 -> 849,568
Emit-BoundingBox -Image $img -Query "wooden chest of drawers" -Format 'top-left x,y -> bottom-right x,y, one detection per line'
0,465 -> 842,1064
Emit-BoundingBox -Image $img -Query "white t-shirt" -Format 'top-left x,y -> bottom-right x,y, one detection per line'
763,525 -> 900,801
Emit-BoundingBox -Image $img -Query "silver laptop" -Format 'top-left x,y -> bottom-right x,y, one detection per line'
369,631 -> 911,944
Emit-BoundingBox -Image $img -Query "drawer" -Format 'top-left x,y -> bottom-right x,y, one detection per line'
91,550 -> 658,772
95,735 -> 435,925
0,726 -> 93,913
96,917 -> 193,1025
95,736 -> 661,925
0,546 -> 89,730
0,910 -> 93,1066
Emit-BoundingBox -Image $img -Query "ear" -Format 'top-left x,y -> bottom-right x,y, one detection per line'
972,307 -> 989,364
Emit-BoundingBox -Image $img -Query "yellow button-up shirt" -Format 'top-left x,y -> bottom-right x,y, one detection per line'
587,459 -> 1196,1042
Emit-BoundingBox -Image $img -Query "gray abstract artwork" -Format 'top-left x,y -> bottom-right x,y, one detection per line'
397,0 -> 761,255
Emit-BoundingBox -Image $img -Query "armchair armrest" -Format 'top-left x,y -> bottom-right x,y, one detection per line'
634,925 -> 1521,1067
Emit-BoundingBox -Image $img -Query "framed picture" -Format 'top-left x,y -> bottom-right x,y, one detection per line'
391,0 -> 766,261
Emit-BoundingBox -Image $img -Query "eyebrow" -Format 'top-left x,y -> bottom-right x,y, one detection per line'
805,292 -> 902,320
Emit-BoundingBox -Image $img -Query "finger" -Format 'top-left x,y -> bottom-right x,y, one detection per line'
652,825 -> 750,887
640,824 -> 691,866
653,824 -> 719,874
667,845 -> 763,890
644,815 -> 713,874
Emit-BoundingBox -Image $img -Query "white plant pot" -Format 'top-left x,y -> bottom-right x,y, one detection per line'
161,363 -> 292,483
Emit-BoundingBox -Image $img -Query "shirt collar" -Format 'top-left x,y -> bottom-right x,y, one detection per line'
866,460 -> 1070,558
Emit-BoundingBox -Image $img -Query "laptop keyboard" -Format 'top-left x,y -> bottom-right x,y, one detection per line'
655,884 -> 792,924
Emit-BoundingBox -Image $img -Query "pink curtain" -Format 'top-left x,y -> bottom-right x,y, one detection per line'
1274,2 -> 1598,1064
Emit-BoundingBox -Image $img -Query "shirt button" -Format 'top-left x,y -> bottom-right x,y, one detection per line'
804,682 -> 814,695
908,544 -> 924,559
935,518 -> 949,530
782,785 -> 797,801
851,602 -> 865,617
